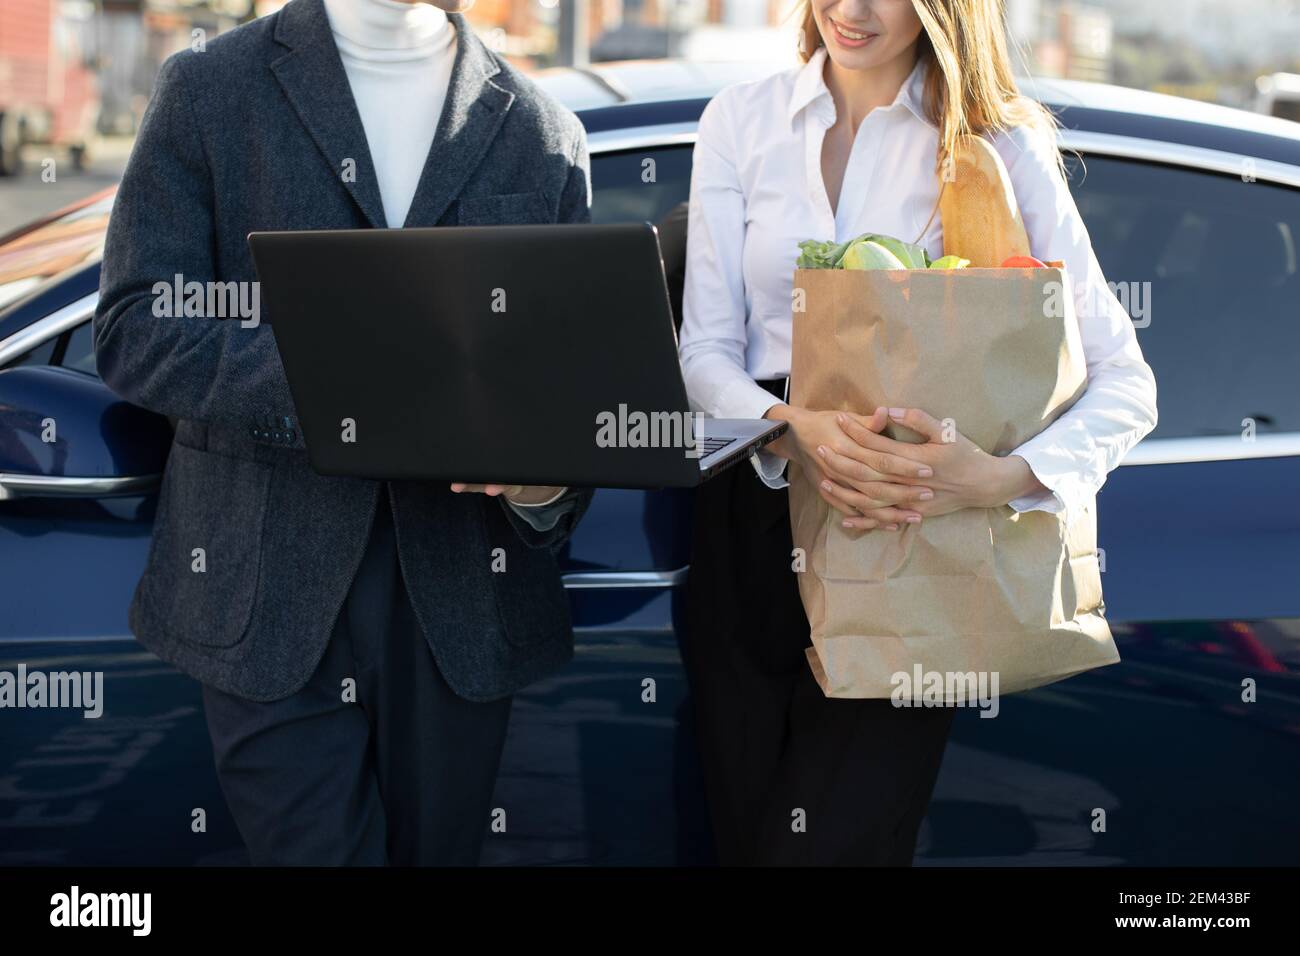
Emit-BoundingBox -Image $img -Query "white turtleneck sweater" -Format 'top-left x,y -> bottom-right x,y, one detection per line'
322,0 -> 457,229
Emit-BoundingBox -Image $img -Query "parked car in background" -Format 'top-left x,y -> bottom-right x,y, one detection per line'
1256,71 -> 1300,123
2,61 -> 1298,866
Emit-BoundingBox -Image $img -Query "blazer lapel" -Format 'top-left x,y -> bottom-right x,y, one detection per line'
400,13 -> 515,229
269,0 -> 388,228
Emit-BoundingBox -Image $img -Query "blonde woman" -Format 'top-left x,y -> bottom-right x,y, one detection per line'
677,0 -> 1156,866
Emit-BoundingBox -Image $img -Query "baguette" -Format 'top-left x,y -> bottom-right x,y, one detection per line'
939,134 -> 1032,267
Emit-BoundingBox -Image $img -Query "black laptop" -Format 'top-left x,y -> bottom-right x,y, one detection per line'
247,222 -> 785,489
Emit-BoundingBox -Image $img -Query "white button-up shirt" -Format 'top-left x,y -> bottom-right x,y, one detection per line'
678,47 -> 1158,514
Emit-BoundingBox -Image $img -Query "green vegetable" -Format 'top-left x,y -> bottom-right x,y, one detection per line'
796,232 -> 933,270
796,238 -> 855,269
928,255 -> 970,269
841,239 -> 907,270
867,235 -> 930,270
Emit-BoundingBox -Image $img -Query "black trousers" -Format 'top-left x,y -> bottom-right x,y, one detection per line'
200,489 -> 513,866
680,392 -> 956,866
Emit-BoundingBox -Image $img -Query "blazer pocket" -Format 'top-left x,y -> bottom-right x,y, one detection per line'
143,441 -> 272,649
456,190 -> 551,226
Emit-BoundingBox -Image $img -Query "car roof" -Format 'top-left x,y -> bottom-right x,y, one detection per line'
537,58 -> 1300,137
534,59 -> 1300,165
531,59 -> 787,110
1027,74 -> 1300,141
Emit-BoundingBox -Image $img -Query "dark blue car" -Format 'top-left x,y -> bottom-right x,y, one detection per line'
2,61 -> 1299,865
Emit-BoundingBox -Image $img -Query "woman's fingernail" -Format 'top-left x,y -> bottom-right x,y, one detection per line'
919,490 -> 934,500
886,523 -> 900,531
842,519 -> 854,528
821,480 -> 833,492
889,407 -> 906,419
919,468 -> 934,478
836,413 -> 845,424
817,445 -> 827,457
906,515 -> 922,523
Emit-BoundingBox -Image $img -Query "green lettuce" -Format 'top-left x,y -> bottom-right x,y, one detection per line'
796,232 -> 932,269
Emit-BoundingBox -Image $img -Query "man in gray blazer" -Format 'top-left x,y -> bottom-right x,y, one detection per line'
93,0 -> 594,865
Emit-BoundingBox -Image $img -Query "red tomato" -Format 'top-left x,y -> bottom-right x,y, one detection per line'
1000,255 -> 1048,268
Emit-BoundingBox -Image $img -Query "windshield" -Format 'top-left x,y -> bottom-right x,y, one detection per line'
0,191 -> 114,313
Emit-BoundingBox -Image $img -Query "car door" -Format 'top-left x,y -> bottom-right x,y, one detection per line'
926,146 -> 1300,866
0,193 -> 164,645
0,198 -> 243,865
1069,152 -> 1300,626
1,306 -> 168,639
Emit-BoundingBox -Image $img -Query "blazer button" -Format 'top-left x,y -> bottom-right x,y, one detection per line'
285,429 -> 297,444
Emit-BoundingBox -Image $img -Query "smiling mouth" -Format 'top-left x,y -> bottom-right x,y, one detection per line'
830,18 -> 877,42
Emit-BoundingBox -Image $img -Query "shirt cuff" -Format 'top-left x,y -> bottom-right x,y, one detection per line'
505,488 -> 570,532
1007,487 -> 1064,515
507,487 -> 568,508
1005,451 -> 1081,516
710,379 -> 789,488
751,448 -> 790,490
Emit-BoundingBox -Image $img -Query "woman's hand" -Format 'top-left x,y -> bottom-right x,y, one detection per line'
449,483 -> 566,505
764,404 -> 935,531
834,408 -> 1047,530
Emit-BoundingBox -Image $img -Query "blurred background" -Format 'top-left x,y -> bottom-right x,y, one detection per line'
2,0 -> 1300,231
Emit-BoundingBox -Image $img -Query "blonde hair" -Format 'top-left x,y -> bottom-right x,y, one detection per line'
795,0 -> 1062,178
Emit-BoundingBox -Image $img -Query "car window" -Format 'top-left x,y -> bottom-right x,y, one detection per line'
2,320 -> 97,375
0,193 -> 112,315
55,320 -> 97,375
1067,155 -> 1300,440
3,338 -> 59,369
590,145 -> 692,226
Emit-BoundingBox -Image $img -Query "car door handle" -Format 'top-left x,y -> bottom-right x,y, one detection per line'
0,472 -> 162,500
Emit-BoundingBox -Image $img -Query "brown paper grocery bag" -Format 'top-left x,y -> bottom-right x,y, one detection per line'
788,266 -> 1119,700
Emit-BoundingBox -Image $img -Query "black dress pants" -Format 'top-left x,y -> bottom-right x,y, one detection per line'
200,488 -> 513,866
680,399 -> 956,866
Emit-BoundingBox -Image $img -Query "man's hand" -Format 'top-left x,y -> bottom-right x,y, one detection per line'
449,483 -> 566,505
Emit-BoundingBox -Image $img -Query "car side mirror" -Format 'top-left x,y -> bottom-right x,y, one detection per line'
0,365 -> 171,500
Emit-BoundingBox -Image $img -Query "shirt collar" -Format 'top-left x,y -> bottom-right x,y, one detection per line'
787,46 -> 935,132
